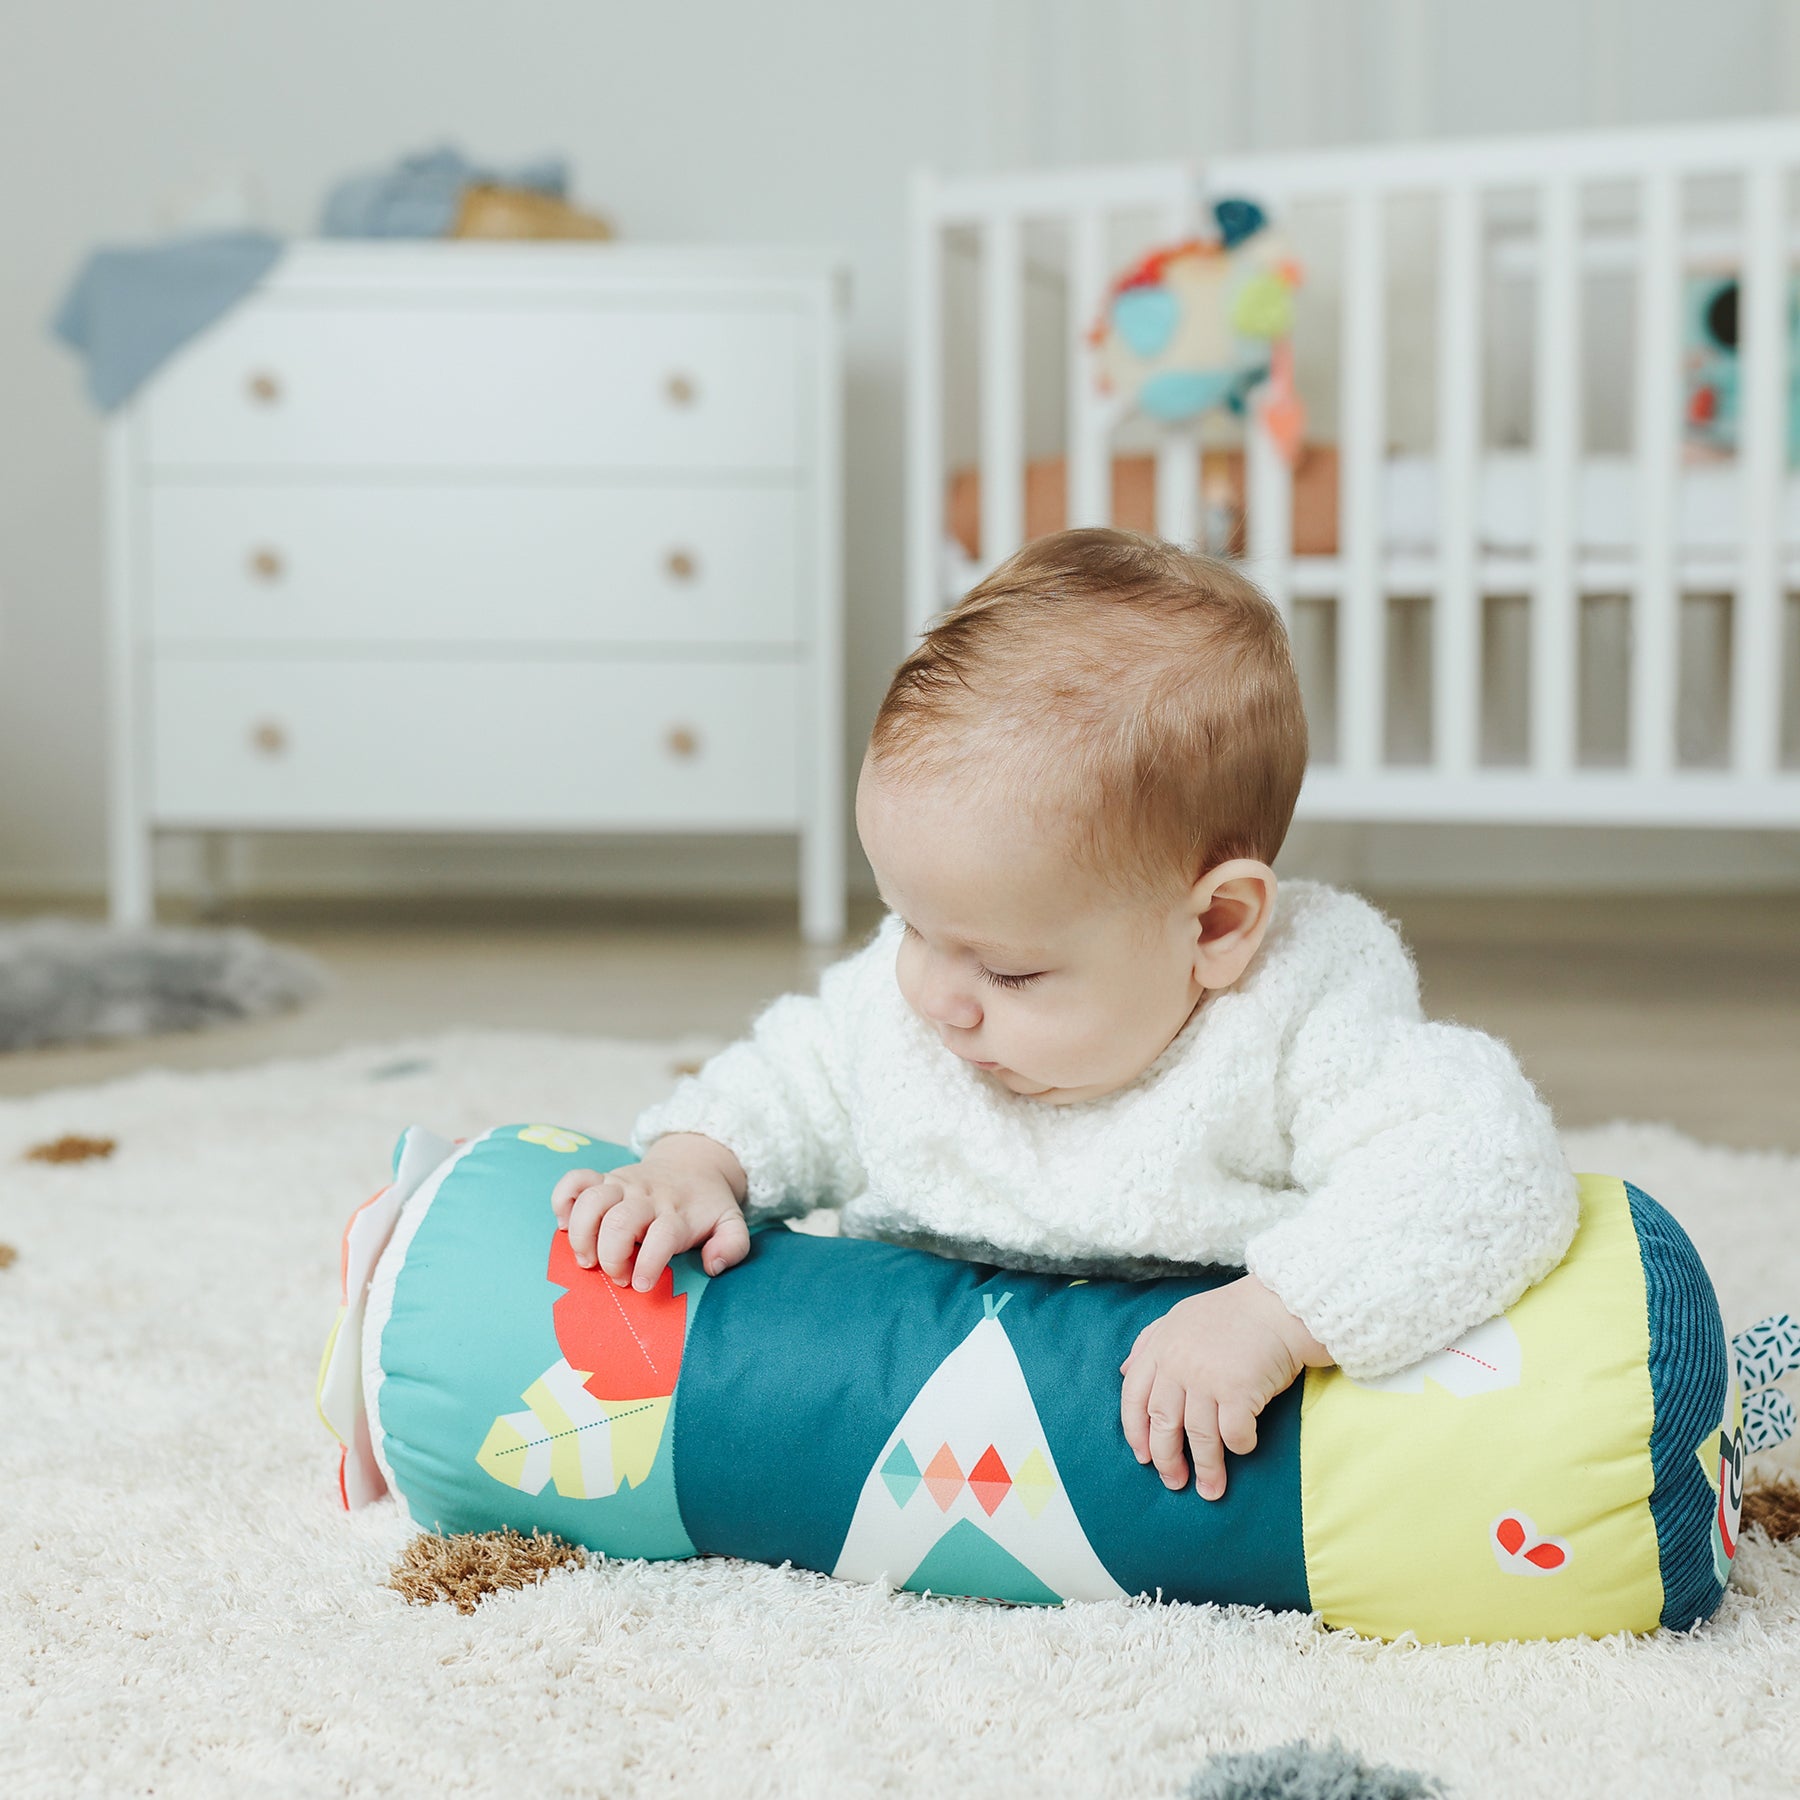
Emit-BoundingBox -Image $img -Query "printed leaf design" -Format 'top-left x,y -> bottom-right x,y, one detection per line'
1490,1511 -> 1570,1577
475,1230 -> 692,1500
1732,1313 -> 1800,1395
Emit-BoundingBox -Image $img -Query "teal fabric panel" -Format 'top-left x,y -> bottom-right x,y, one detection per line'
375,1129 -> 701,1560
671,1226 -> 1308,1607
670,1230 -> 965,1572
998,1267 -> 1308,1610
1626,1181 -> 1733,1630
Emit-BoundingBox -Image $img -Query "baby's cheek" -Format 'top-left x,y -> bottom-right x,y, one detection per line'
893,941 -> 926,1018
1048,1001 -> 1155,1083
1003,999 -> 1102,1078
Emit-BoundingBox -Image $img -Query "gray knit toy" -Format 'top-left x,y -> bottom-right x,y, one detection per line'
1187,1740 -> 1445,1800
0,919 -> 324,1052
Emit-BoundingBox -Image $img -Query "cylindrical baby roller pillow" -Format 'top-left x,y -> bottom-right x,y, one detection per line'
316,1124 -> 1783,1643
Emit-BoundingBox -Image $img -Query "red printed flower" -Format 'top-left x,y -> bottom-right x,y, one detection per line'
546,1228 -> 687,1403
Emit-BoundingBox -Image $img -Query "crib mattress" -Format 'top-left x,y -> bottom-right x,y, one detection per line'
1385,451 -> 1800,557
944,447 -> 1800,572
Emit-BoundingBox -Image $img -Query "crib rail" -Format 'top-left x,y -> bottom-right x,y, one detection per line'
907,161 -> 1201,640
909,119 -> 1800,829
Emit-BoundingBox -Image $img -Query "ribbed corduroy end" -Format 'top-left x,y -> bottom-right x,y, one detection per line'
1627,1181 -> 1732,1631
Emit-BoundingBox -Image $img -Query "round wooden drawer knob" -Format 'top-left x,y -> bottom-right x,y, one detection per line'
246,371 -> 283,406
665,548 -> 698,582
665,726 -> 701,760
250,721 -> 289,757
664,372 -> 697,407
248,547 -> 285,582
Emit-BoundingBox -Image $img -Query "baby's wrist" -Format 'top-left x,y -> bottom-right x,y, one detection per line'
640,1132 -> 749,1202
1242,1273 -> 1334,1369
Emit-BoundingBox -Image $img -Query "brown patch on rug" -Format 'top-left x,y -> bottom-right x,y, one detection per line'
387,1527 -> 590,1614
24,1134 -> 117,1165
669,1058 -> 705,1078
0,1244 -> 15,1270
1743,1473 -> 1800,1542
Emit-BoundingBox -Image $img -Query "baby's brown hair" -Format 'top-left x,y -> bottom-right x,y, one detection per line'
870,528 -> 1307,895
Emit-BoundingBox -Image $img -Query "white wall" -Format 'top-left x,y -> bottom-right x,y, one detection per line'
3,0 -> 1799,906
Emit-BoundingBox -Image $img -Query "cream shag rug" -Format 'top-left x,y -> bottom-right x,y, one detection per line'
2,1030 -> 1797,1799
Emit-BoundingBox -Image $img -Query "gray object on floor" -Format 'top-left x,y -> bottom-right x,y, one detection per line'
0,919 -> 326,1053
1187,1741 -> 1445,1800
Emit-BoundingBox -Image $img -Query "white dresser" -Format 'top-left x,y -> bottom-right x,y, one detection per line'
105,244 -> 846,942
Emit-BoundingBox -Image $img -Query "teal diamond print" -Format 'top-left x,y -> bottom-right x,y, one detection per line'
880,1441 -> 921,1507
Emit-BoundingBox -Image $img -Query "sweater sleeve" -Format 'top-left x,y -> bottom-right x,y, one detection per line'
1241,905 -> 1579,1381
628,929 -> 882,1227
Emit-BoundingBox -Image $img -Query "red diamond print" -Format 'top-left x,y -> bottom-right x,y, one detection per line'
923,1443 -> 964,1512
967,1445 -> 1012,1516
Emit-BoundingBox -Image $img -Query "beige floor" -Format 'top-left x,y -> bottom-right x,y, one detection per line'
2,891 -> 1796,1153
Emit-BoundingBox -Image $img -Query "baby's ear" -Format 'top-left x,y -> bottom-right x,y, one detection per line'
1191,861 -> 1278,989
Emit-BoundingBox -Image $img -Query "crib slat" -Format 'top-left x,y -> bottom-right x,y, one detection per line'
1532,177 -> 1581,776
1155,438 -> 1201,547
906,171 -> 946,638
1631,170 -> 1680,778
979,212 -> 1026,569
1245,407 -> 1294,624
1434,181 -> 1482,776
1338,186 -> 1386,776
1153,188 -> 1203,549
1067,210 -> 1112,530
1734,160 -> 1787,779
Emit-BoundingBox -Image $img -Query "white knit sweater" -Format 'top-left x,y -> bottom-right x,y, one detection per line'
632,880 -> 1579,1379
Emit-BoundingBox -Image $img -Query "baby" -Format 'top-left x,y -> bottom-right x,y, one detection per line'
551,527 -> 1579,1502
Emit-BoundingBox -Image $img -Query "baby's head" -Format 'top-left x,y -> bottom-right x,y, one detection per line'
857,527 -> 1306,1104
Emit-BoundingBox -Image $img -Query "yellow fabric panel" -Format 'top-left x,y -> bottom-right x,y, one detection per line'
1300,1173 -> 1663,1643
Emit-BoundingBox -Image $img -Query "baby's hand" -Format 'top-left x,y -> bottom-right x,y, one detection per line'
1119,1274 -> 1333,1500
550,1134 -> 749,1292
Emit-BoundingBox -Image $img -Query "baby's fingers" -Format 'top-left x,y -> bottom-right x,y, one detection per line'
1146,1375 -> 1193,1490
1119,1356 -> 1157,1464
551,1168 -> 603,1221
595,1192 -> 654,1282
701,1208 -> 750,1277
1217,1397 -> 1259,1460
631,1213 -> 690,1293
1186,1397 -> 1226,1501
568,1176 -> 630,1266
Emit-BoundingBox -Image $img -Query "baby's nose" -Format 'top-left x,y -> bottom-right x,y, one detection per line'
921,973 -> 982,1032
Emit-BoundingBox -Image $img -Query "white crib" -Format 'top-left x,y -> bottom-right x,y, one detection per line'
907,120 -> 1800,829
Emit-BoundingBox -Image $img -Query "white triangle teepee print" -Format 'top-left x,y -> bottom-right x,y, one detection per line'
831,1293 -> 1126,1603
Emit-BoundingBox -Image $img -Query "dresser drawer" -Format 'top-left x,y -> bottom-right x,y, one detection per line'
145,484 -> 803,647
140,302 -> 802,471
148,657 -> 801,828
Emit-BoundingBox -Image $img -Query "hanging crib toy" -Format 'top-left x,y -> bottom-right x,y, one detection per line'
1090,196 -> 1306,464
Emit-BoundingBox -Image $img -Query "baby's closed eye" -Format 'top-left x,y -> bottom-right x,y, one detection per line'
979,967 -> 1044,991
894,913 -> 1045,990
